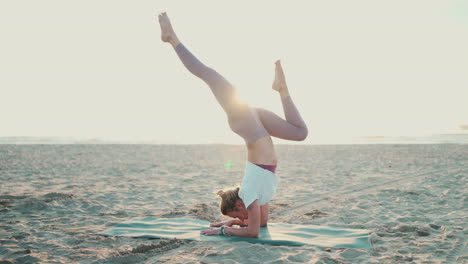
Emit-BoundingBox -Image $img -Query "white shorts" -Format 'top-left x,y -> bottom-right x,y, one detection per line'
239,161 -> 280,208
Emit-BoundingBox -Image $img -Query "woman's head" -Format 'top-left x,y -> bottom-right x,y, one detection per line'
217,187 -> 249,220
216,187 -> 248,220
217,187 -> 240,215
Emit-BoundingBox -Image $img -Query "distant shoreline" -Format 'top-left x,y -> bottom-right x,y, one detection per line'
1,135 -> 467,145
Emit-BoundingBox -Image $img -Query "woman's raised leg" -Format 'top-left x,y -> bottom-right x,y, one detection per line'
256,60 -> 308,141
158,12 -> 241,114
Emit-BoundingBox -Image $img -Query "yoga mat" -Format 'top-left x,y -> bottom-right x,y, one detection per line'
101,217 -> 373,250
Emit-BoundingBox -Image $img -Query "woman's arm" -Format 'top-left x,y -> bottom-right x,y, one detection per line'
209,219 -> 246,227
260,203 -> 269,227
234,204 -> 268,227
209,204 -> 269,228
200,200 -> 261,238
224,200 -> 261,238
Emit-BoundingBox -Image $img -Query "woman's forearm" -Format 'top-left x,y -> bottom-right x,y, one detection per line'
230,219 -> 248,226
224,226 -> 259,238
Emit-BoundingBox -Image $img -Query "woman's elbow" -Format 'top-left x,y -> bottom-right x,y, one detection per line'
247,228 -> 260,238
248,231 -> 259,238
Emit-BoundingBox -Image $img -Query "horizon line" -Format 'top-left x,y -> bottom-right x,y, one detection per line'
1,135 -> 468,145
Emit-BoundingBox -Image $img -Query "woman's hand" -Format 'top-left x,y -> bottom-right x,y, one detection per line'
200,228 -> 222,236
209,220 -> 233,227
272,60 -> 287,92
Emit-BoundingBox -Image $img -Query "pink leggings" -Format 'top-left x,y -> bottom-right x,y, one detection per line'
174,43 -> 308,143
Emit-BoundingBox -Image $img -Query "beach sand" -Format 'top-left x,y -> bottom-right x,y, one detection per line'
0,144 -> 466,263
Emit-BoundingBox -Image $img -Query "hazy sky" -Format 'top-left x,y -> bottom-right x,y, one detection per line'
1,0 -> 467,144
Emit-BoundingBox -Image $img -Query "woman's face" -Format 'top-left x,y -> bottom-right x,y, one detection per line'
226,200 -> 248,221
227,208 -> 248,221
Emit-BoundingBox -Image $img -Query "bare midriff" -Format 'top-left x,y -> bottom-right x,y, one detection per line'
247,135 -> 278,166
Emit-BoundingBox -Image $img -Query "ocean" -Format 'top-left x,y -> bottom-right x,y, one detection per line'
0,144 -> 466,263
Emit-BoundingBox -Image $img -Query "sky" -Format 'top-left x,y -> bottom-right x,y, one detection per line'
1,0 -> 467,144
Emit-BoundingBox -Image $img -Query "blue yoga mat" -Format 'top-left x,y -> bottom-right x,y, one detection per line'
101,217 -> 372,250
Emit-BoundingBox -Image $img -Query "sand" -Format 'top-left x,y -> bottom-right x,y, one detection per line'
0,144 -> 466,263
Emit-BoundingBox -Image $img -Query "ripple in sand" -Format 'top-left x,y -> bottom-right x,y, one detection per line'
339,248 -> 368,259
9,192 -> 76,213
188,202 -> 218,221
100,239 -> 188,264
127,239 -> 187,254
42,192 -> 75,201
303,209 -> 328,218
160,210 -> 186,218
0,195 -> 28,200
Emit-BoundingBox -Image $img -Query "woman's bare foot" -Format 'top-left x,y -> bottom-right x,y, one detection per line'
272,60 -> 290,98
158,12 -> 180,47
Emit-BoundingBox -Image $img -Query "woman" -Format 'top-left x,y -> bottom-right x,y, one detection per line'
158,12 -> 308,238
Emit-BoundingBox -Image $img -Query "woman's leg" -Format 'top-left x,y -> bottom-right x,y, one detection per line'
173,44 -> 240,114
158,12 -> 240,115
256,61 -> 308,141
255,94 -> 308,141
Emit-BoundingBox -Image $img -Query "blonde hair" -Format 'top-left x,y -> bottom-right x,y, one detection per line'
216,187 -> 240,215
